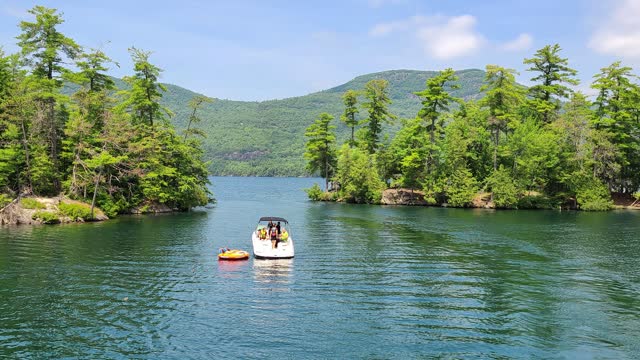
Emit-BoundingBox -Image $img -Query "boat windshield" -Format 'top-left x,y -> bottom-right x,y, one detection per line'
258,216 -> 288,223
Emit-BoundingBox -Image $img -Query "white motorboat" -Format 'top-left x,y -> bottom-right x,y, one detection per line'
252,216 -> 294,259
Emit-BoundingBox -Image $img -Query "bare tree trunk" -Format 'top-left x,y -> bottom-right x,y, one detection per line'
19,117 -> 33,193
184,107 -> 197,141
90,167 -> 102,220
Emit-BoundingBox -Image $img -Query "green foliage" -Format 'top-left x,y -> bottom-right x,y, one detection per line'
517,193 -> 555,209
523,44 -> 578,123
0,7 -> 212,217
443,168 -> 478,207
590,61 -> 640,192
334,144 -> 385,204
118,47 -> 171,128
576,177 -> 614,211
341,89 -> 359,145
20,198 -> 45,209
305,183 -> 323,200
32,210 -> 59,224
58,201 -> 94,220
486,166 -> 520,208
0,194 -> 12,208
61,69 -> 487,177
304,183 -> 337,201
304,112 -> 337,190
361,79 -> 396,154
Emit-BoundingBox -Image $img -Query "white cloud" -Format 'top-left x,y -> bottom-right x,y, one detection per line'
501,33 -> 533,52
589,0 -> 640,58
416,15 -> 484,59
370,14 -> 484,59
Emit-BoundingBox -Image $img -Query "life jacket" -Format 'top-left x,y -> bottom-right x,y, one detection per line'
260,228 -> 267,239
281,230 -> 288,241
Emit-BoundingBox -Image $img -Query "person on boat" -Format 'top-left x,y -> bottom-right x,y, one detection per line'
276,222 -> 281,235
259,227 -> 267,240
281,228 -> 289,241
269,225 -> 279,249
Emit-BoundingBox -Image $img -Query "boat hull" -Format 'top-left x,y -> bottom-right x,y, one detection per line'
251,232 -> 294,259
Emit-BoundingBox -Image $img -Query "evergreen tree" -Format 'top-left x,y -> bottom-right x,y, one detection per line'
591,61 -> 640,192
334,144 -> 385,204
361,79 -> 395,154
524,44 -> 578,123
118,48 -> 171,130
16,5 -> 81,194
304,113 -> 337,191
414,68 -> 459,175
479,65 -> 524,172
340,89 -> 359,146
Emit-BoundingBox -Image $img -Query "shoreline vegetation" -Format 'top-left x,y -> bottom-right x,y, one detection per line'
304,46 -> 640,211
0,6 -> 213,225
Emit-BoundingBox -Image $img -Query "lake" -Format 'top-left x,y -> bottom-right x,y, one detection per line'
1,177 -> 639,359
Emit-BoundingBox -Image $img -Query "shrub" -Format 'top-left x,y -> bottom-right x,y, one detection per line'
485,166 -> 520,209
517,194 -> 555,209
335,145 -> 385,204
305,183 -> 324,201
305,183 -> 338,201
0,194 -> 12,208
58,201 -> 94,220
576,179 -> 613,211
20,198 -> 46,210
445,169 -> 478,208
32,211 -> 60,224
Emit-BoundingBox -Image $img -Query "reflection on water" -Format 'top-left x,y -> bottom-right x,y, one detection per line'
1,177 -> 639,359
253,259 -> 294,287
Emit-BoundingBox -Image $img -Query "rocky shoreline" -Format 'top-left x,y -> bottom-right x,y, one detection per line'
0,197 -> 108,226
0,197 -> 187,226
379,188 -> 639,210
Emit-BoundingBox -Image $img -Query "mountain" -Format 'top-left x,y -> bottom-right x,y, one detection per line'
161,69 -> 487,176
62,69 -> 486,175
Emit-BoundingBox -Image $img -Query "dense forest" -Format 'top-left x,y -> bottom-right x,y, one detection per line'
305,45 -> 640,211
0,6 -> 212,217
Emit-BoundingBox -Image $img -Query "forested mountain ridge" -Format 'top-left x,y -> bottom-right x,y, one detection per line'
148,69 -> 487,176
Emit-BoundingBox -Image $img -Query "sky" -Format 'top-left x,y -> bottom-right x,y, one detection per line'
1,0 -> 639,101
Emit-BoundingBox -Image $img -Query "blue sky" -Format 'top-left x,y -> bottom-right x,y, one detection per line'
1,0 -> 638,101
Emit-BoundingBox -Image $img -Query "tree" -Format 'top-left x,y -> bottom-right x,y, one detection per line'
334,144 -> 385,204
340,90 -> 359,146
16,5 -> 81,193
479,65 -> 524,172
118,48 -> 171,130
361,79 -> 395,154
523,44 -> 578,123
184,95 -> 213,141
304,112 -> 337,190
591,61 -> 640,192
414,68 -> 459,174
0,54 -> 34,193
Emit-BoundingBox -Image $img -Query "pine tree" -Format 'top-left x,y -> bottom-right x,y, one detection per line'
361,79 -> 395,154
524,44 -> 578,123
340,90 -> 359,146
304,113 -> 337,190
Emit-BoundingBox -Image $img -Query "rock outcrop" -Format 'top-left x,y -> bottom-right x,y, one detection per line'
0,197 -> 108,226
381,189 -> 429,206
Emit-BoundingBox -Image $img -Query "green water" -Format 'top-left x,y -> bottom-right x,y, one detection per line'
1,177 -> 639,359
